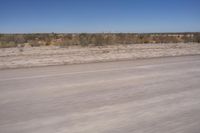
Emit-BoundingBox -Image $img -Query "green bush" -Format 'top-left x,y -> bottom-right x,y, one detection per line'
0,41 -> 17,48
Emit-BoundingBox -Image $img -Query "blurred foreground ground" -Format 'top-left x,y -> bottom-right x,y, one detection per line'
0,55 -> 200,133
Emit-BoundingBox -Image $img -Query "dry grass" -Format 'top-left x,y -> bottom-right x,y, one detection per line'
0,43 -> 200,69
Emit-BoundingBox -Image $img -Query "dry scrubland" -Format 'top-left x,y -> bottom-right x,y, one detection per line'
0,43 -> 200,69
0,33 -> 200,69
0,33 -> 200,48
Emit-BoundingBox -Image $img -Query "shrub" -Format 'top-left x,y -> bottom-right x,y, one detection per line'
0,41 -> 17,48
28,40 -> 41,47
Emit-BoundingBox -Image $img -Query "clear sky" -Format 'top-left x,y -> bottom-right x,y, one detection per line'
0,0 -> 200,33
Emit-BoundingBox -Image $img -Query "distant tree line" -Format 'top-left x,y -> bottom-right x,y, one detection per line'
0,32 -> 200,48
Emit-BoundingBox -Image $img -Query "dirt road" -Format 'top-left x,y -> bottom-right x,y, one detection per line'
0,55 -> 200,133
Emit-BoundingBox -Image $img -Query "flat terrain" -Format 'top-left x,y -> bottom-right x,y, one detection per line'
0,55 -> 200,133
0,43 -> 200,69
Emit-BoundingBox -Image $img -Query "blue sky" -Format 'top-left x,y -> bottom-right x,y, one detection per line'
0,0 -> 200,33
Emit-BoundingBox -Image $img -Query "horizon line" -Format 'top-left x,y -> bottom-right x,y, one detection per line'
1,31 -> 200,34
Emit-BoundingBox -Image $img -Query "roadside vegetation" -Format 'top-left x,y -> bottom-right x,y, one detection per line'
0,32 -> 200,48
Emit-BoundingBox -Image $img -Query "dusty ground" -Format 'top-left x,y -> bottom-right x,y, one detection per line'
0,43 -> 200,69
0,56 -> 200,133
